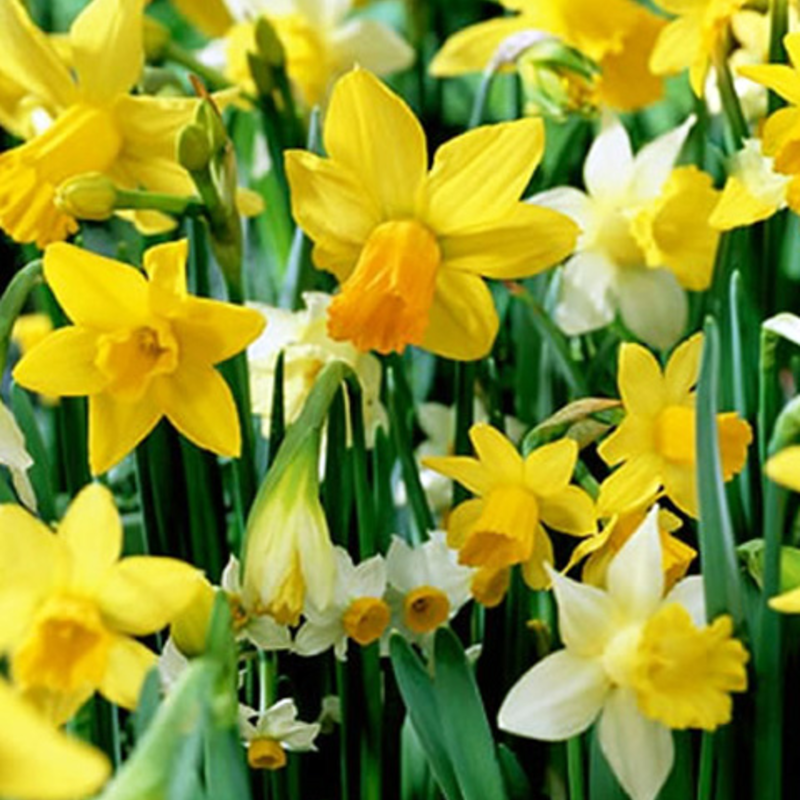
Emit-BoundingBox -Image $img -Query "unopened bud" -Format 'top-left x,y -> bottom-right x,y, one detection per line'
178,123 -> 212,172
195,100 -> 228,156
143,16 -> 171,62
171,578 -> 217,657
254,17 -> 286,69
247,51 -> 277,97
55,173 -> 117,220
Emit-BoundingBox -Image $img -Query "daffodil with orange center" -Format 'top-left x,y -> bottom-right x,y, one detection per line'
597,334 -> 752,518
0,483 -> 202,724
13,240 -> 265,475
0,0 -> 225,246
424,423 -> 596,589
285,68 -> 577,360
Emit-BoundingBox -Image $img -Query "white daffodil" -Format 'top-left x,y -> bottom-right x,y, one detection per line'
498,507 -> 748,800
533,116 -> 721,350
385,532 -> 473,647
248,293 -> 386,446
294,548 -> 390,660
239,698 -> 320,770
0,401 -> 35,511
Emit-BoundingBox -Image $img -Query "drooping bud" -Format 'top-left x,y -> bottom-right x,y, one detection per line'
54,173 -> 117,221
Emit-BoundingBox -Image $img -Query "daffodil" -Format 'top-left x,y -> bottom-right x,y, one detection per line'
499,507 -> 749,800
239,699 -> 320,770
13,239 -> 265,475
597,335 -> 752,518
294,548 -> 390,660
0,678 -> 111,800
0,483 -> 202,723
195,0 -> 414,106
650,0 -> 747,96
0,0 -> 228,247
533,116 -> 720,349
286,68 -> 577,359
424,423 -> 596,589
430,0 -> 665,112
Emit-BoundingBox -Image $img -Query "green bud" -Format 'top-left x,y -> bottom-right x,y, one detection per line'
178,123 -> 212,172
54,172 -> 117,220
195,100 -> 228,156
247,51 -> 277,97
254,16 -> 286,69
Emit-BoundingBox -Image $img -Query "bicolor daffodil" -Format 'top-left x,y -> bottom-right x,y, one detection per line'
650,0 -> 748,96
597,335 -> 752,518
533,116 -> 720,350
430,0 -> 666,112
499,507 -> 749,800
13,240 -> 265,475
0,0 -> 224,246
0,483 -> 202,724
239,699 -> 320,770
424,423 -> 596,589
285,67 -> 577,360
295,548 -> 391,660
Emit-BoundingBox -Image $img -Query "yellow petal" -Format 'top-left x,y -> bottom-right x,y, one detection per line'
662,462 -> 698,518
422,455 -> 494,496
597,455 -> 662,516
649,15 -> 702,77
737,63 -> 800,105
769,585 -> 800,613
70,0 -> 144,104
0,679 -> 110,800
88,390 -> 162,475
155,362 -> 241,457
521,526 -> 554,590
709,175 -> 780,230
99,636 -> 156,710
144,239 -> 188,317
597,416 -> 654,467
58,483 -> 122,593
98,556 -> 202,635
324,68 -> 427,219
766,446 -> 800,492
664,333 -> 703,405
717,413 -> 752,480
470,422 -> 523,477
539,485 -> 597,536
13,326 -> 107,397
523,438 -> 578,497
446,497 -> 484,548
425,119 -> 545,234
617,342 -> 665,416
170,0 -> 234,37
43,243 -> 149,330
422,270 -> 498,360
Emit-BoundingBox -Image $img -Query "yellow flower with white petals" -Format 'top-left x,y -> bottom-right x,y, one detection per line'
424,423 -> 596,589
286,68 -> 577,360
0,483 -> 202,724
499,508 -> 748,800
597,334 -> 752,518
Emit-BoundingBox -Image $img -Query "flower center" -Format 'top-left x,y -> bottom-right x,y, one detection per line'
403,586 -> 450,634
13,595 -> 112,696
602,623 -> 643,688
655,405 -> 696,465
327,220 -> 442,355
248,738 -> 288,771
593,207 -> 643,268
95,322 -> 179,402
0,104 -> 123,246
342,597 -> 391,646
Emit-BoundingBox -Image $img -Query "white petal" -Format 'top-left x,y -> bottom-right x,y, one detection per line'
259,698 -> 299,736
598,688 -> 674,800
617,267 -> 687,351
529,187 -> 594,233
330,19 -> 415,78
663,575 -> 706,626
607,506 -> 664,621
294,620 -> 341,657
352,553 -> 387,598
584,117 -> 634,202
629,116 -> 696,202
386,536 -> 418,594
554,253 -> 619,337
244,616 -> 293,651
282,721 -> 321,752
297,502 -> 337,611
221,555 -> 242,594
498,650 -> 610,740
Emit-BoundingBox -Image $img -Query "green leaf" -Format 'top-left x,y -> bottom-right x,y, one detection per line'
497,745 -> 533,800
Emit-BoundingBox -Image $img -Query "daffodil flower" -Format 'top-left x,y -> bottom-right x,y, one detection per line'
13,239 -> 265,475
0,483 -> 202,724
499,508 -> 749,800
286,68 -> 577,359
533,116 -> 720,350
430,0 -> 665,112
294,548 -> 391,660
597,334 -> 752,518
424,423 -> 596,589
0,0 -> 226,246
239,699 -> 320,770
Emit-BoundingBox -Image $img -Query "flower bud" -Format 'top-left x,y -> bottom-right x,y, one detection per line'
170,577 -> 217,657
54,173 -> 117,220
254,17 -> 286,69
178,123 -> 212,172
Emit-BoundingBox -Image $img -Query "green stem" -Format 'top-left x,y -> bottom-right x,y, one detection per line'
697,733 -> 715,800
0,259 -> 42,373
114,188 -> 204,218
469,65 -> 499,129
769,0 -> 790,112
453,361 -> 476,506
714,45 -> 748,151
567,736 -> 586,800
163,40 -> 234,91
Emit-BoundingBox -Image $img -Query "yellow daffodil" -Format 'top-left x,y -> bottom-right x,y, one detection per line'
650,0 -> 747,97
533,116 -> 721,350
0,0 -> 222,247
0,483 -> 202,723
193,0 -> 414,106
168,0 -> 234,38
597,335 -> 752,518
430,0 -> 666,113
13,240 -> 265,475
423,423 -> 596,589
499,508 -> 748,800
0,678 -> 111,799
286,68 -> 577,360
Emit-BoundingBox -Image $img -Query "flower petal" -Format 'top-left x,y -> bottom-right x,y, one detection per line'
664,332 -> 703,404
616,342 -> 665,416
597,456 -> 662,517
766,445 -> 800,492
422,456 -> 492,497
524,438 -> 578,497
584,117 -> 634,202
664,575 -> 706,626
540,486 -> 597,536
530,187 -> 594,231
329,19 -> 414,78
629,116 -> 695,202
597,415 -> 654,466
498,650 -> 610,740
554,252 -> 618,336
99,636 -> 156,710
470,422 -> 523,477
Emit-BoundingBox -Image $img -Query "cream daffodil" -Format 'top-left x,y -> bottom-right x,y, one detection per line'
424,423 -> 596,589
239,699 -> 321,770
533,115 -> 720,350
597,335 -> 752,518
499,508 -> 749,800
0,0 -> 226,247
0,483 -> 202,724
286,68 -> 577,360
13,240 -> 265,475
430,0 -> 665,112
294,548 -> 390,660
0,400 -> 37,511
